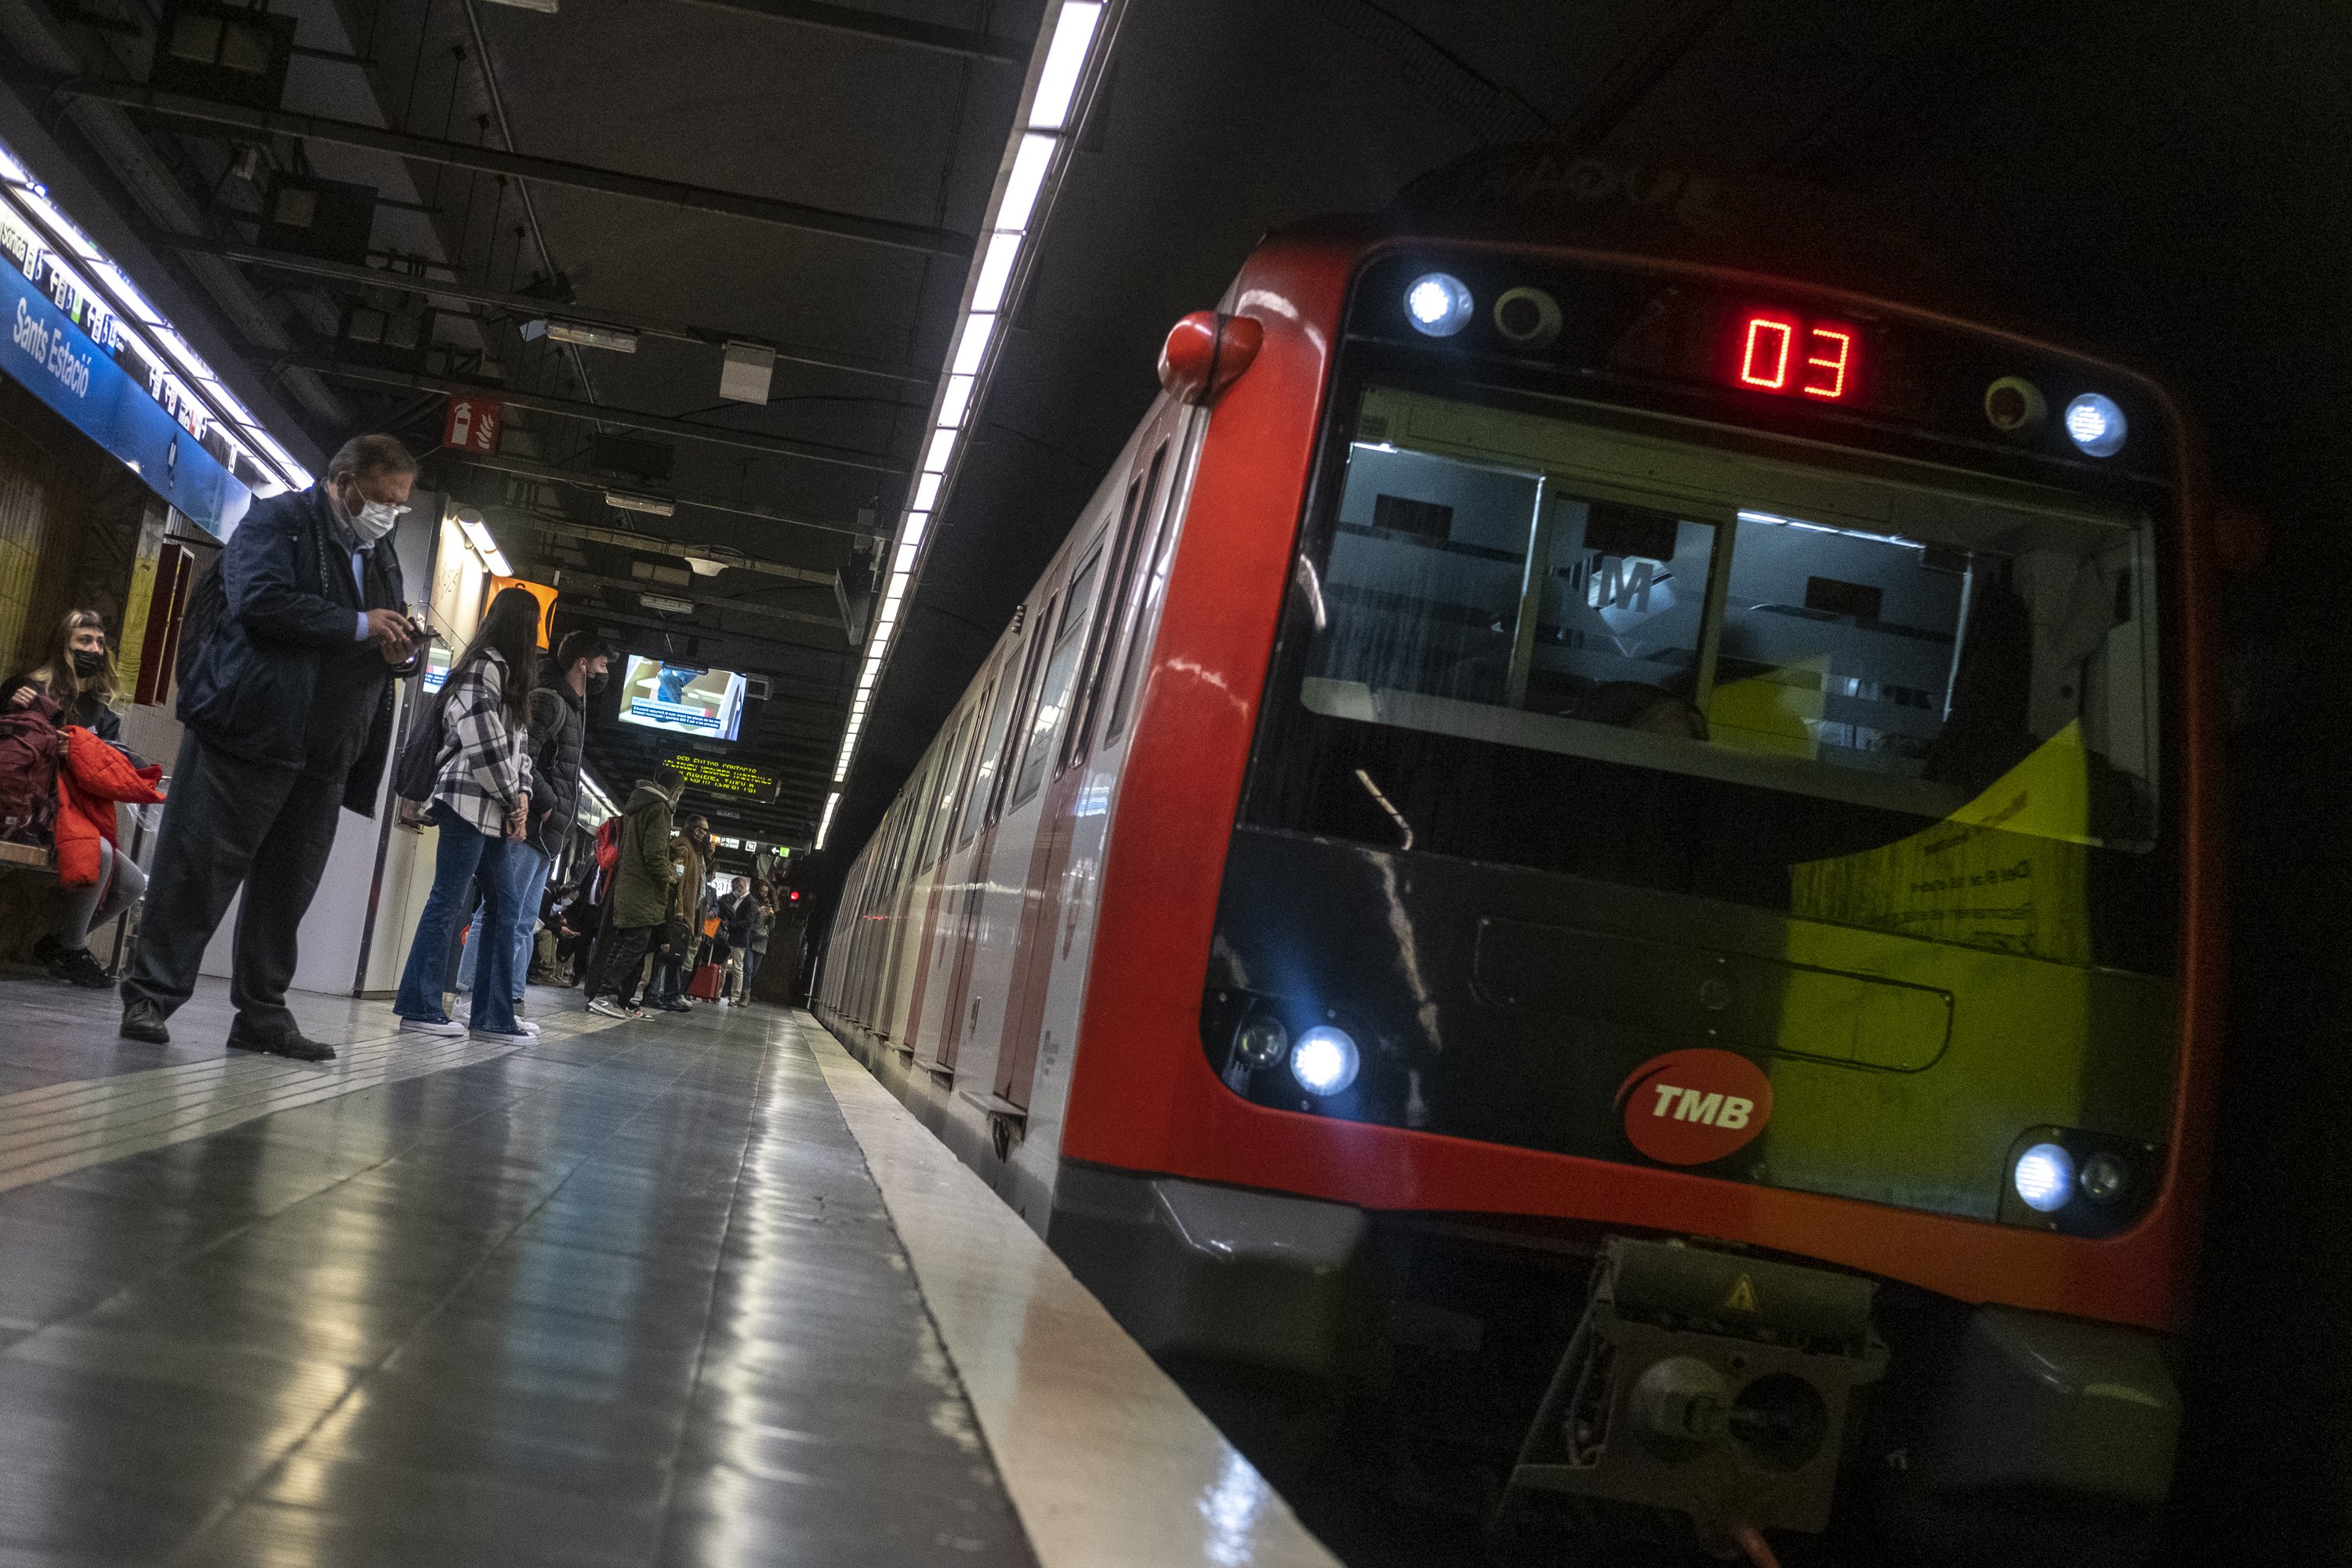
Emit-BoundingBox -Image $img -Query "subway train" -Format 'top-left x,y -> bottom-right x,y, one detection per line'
815,146 -> 2223,1563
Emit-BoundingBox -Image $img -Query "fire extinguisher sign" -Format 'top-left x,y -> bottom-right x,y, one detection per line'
442,394 -> 503,455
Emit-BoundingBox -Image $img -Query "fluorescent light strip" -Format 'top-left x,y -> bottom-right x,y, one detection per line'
952,314 -> 996,376
935,377 -> 975,432
998,134 -> 1057,233
1029,2 -> 1104,129
830,0 -> 1110,808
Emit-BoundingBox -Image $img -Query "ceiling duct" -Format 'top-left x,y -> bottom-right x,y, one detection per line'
259,173 -> 378,264
151,2 -> 296,111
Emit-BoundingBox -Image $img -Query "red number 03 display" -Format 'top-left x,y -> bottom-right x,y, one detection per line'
1731,311 -> 1859,401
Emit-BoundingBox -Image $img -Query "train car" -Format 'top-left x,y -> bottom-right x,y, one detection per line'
816,146 -> 2223,1563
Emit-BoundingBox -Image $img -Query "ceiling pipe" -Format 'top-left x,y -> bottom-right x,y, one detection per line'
281,355 -> 908,473
558,568 -> 842,633
158,238 -> 935,386
676,0 -> 1025,64
57,78 -> 977,256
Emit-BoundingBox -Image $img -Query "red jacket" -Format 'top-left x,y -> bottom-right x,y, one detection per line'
55,725 -> 165,887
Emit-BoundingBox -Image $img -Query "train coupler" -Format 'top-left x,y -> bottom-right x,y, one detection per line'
1497,1236 -> 1886,1539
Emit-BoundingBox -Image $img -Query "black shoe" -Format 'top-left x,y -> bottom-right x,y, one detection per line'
227,1025 -> 336,1062
31,932 -> 64,966
49,947 -> 111,989
119,999 -> 171,1044
659,997 -> 691,1014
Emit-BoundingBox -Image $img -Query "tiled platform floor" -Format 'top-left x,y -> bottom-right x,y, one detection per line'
0,971 -> 1338,1568
0,976 -> 1036,1567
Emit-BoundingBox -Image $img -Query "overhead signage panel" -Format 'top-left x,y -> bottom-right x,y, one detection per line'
666,753 -> 781,803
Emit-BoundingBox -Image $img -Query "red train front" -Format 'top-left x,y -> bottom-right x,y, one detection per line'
819,151 -> 2218,1563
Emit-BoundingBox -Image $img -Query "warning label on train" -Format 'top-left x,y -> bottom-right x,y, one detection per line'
1615,1048 -> 1774,1166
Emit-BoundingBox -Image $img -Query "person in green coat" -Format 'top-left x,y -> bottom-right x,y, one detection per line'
586,766 -> 683,1018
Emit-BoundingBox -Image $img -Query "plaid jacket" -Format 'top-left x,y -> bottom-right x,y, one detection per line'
431,648 -> 533,837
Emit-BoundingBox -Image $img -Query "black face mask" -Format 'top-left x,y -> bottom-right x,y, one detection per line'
70,650 -> 104,677
586,672 -> 609,697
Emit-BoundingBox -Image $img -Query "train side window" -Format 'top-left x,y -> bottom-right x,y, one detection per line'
986,594 -> 1060,829
1103,442 -> 1185,742
1011,550 -> 1104,807
924,705 -> 977,866
955,674 -> 1007,848
1067,443 -> 1167,771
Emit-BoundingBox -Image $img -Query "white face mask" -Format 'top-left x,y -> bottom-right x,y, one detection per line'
336,479 -> 408,544
350,499 -> 406,544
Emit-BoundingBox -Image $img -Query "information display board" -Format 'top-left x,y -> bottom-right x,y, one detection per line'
667,753 -> 780,802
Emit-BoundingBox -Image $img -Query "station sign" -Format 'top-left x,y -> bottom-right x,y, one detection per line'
667,753 -> 782,803
0,202 -> 246,534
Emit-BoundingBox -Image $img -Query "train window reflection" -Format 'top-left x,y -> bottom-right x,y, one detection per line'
1298,387 -> 2158,844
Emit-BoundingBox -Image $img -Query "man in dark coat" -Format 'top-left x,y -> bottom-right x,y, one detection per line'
120,434 -> 423,1058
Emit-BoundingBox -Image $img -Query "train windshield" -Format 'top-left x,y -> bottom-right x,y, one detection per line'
1247,383 -> 2175,973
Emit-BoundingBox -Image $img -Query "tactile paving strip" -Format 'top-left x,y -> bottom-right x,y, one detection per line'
0,1016 -> 606,1193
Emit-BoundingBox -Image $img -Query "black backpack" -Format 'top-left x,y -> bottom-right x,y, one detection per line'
390,684 -> 450,803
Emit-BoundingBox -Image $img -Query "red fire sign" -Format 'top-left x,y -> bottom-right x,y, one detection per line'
1615,1047 -> 1773,1167
442,394 -> 503,455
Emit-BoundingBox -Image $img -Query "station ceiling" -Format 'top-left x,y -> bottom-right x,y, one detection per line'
6,1 -> 2336,869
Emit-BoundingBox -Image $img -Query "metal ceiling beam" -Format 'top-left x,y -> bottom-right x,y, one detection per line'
280,355 -> 906,474
676,0 -> 1025,64
453,454 -> 878,546
158,238 -> 935,386
57,78 -> 976,256
560,569 -> 842,633
572,603 -> 851,671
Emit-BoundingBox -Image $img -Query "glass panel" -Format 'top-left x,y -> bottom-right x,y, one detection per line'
957,671 -> 1014,847
1250,384 -> 2167,971
1012,552 -> 1102,805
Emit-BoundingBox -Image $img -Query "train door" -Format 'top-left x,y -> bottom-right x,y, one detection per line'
995,419 -> 1178,1109
899,700 -> 982,1054
935,590 -> 1058,1070
876,744 -> 946,1038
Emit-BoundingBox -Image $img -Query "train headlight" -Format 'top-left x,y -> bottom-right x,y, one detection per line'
2063,393 -> 2128,458
2079,1152 -> 2130,1203
1235,1016 -> 1290,1070
1492,286 -> 1562,349
1404,273 -> 1473,338
2012,1142 -> 2074,1213
1290,1025 -> 1360,1095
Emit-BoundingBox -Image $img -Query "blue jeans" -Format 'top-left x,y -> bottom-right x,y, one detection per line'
395,813 -> 521,1033
456,840 -> 546,1002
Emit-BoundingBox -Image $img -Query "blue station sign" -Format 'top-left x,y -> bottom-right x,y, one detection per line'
0,236 -> 247,535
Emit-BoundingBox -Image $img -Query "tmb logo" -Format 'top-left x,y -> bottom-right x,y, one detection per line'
1615,1048 -> 1773,1167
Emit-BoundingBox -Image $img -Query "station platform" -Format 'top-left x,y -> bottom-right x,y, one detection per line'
0,974 -> 1339,1568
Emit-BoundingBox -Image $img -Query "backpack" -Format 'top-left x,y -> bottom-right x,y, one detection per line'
0,695 -> 62,845
390,685 -> 450,803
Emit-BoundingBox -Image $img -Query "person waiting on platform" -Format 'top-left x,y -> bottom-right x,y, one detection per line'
645,814 -> 710,1013
718,876 -> 756,1004
586,766 -> 684,1020
390,586 -> 539,1042
120,435 -> 423,1058
3,611 -> 155,986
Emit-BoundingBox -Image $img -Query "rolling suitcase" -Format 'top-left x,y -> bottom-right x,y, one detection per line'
688,962 -> 725,1001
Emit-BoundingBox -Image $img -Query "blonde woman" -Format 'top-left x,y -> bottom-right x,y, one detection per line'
4,611 -> 147,987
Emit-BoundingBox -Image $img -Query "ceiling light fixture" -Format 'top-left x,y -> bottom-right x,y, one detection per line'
641,593 -> 697,616
604,490 -> 677,516
815,0 -> 1119,844
523,318 -> 638,353
683,556 -> 728,577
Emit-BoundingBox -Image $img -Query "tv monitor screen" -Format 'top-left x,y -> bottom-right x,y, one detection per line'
616,655 -> 748,742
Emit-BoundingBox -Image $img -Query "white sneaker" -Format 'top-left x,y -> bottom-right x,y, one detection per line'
513,1018 -> 541,1036
399,1016 -> 466,1036
587,998 -> 626,1020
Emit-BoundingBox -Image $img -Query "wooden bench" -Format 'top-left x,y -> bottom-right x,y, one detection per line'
0,840 -> 54,876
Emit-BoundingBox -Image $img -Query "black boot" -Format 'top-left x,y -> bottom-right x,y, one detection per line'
119,999 -> 171,1044
49,947 -> 111,989
31,932 -> 64,967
